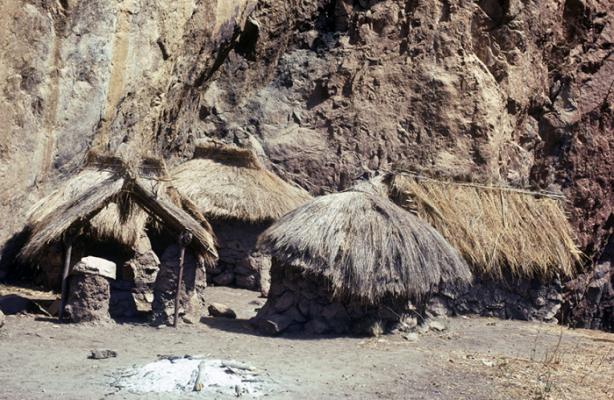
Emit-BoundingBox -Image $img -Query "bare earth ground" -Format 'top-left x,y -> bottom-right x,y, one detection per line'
1,286 -> 613,400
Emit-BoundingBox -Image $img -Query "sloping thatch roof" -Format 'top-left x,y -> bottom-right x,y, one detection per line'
172,144 -> 312,223
26,169 -> 148,248
258,182 -> 472,303
19,153 -> 217,265
390,174 -> 581,280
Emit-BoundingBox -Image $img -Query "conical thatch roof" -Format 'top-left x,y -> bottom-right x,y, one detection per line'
19,153 -> 218,265
391,174 -> 582,280
171,144 -> 312,223
258,180 -> 473,303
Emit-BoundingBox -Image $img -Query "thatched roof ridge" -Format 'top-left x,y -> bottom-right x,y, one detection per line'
19,155 -> 218,264
172,144 -> 312,223
258,184 -> 472,303
390,174 -> 581,280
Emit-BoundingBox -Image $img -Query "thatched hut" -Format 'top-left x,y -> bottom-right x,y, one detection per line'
251,179 -> 472,336
172,144 -> 312,292
390,173 -> 582,322
19,153 -> 218,321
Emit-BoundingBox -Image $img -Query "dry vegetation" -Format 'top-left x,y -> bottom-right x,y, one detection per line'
391,175 -> 582,280
444,325 -> 614,400
171,143 -> 312,223
18,153 -> 218,264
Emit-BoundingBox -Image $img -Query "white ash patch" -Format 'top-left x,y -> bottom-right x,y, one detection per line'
112,357 -> 273,397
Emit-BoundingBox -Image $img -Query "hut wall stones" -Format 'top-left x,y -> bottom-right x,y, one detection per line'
110,248 -> 160,318
152,244 -> 206,325
253,261 -> 418,336
207,219 -> 270,291
65,273 -> 112,323
427,276 -> 564,323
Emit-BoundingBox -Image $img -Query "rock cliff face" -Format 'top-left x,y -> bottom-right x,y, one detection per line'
0,0 -> 612,327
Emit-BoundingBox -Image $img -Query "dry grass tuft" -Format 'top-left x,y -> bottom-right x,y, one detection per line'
391,175 -> 581,280
172,143 -> 312,222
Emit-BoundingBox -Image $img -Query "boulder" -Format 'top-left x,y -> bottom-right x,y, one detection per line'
212,271 -> 234,286
428,319 -> 448,332
304,318 -> 330,335
235,274 -> 258,290
274,291 -> 295,312
88,349 -> 117,360
0,310 -> 4,328
256,255 -> 272,297
403,332 -> 419,342
71,256 -> 117,280
426,296 -> 450,317
208,303 -> 237,319
257,313 -> 293,335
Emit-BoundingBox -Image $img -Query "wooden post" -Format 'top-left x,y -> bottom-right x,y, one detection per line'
173,231 -> 193,328
58,238 -> 73,321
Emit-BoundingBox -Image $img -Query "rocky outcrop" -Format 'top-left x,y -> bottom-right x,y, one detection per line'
0,0 -> 256,267
564,234 -> 614,330
0,1 -> 612,328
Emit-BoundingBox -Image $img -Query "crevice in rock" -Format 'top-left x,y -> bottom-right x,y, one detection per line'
235,18 -> 259,61
156,39 -> 170,61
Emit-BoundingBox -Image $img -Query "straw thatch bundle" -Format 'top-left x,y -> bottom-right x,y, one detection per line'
172,144 -> 312,222
391,174 -> 581,280
19,154 -> 217,264
258,183 -> 472,303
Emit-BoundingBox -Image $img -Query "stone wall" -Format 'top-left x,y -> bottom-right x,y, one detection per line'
429,276 -> 564,323
208,219 -> 270,291
151,244 -> 206,325
109,249 -> 160,318
255,260 -> 566,336
252,261 -> 416,336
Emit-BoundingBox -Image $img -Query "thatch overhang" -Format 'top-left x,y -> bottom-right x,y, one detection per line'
390,174 -> 582,280
171,144 -> 312,223
258,181 -> 473,304
19,153 -> 218,265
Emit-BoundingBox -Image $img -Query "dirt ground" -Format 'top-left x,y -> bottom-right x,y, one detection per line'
1,286 -> 613,400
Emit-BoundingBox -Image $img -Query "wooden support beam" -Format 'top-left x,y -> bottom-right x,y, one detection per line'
58,239 -> 73,321
173,231 -> 193,328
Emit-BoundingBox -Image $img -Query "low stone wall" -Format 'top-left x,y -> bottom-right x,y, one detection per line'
428,276 -> 564,323
207,220 -> 270,291
254,261 -> 566,336
252,263 -> 416,336
151,244 -> 206,325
